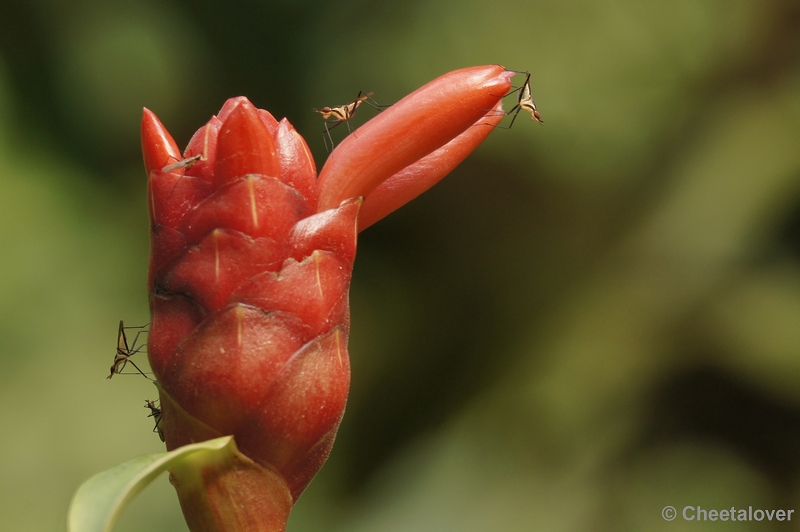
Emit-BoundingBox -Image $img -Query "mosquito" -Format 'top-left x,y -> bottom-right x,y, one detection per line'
162,154 -> 202,173
107,321 -> 151,380
163,153 -> 204,198
144,399 -> 165,442
314,91 -> 386,151
490,70 -> 543,129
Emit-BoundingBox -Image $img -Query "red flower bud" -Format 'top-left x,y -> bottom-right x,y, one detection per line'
317,65 -> 512,214
142,65 -> 511,531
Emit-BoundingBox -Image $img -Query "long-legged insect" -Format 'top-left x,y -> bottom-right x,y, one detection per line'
163,153 -> 205,199
107,321 -> 151,380
162,154 -> 202,173
314,91 -> 386,151
144,399 -> 165,442
496,70 -> 543,129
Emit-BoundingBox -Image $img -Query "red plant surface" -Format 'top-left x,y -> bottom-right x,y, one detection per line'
141,65 -> 512,531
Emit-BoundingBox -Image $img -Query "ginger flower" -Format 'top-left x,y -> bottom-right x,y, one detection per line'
140,65 -> 513,531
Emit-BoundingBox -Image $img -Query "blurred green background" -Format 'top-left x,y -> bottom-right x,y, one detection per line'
2,0 -> 800,530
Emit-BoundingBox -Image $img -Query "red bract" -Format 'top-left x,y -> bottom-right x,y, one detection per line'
142,65 -> 512,531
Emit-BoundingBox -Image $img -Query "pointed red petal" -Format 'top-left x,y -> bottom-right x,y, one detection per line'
215,100 -> 281,189
155,303 -> 307,442
148,225 -> 190,292
148,292 -> 208,379
258,109 -> 280,135
142,108 -> 181,175
275,119 -> 318,205
148,169 -> 213,229
164,229 -> 287,312
232,250 -> 352,340
216,96 -> 251,123
182,175 -> 310,243
251,327 -> 349,500
182,116 -> 223,183
288,197 -> 361,265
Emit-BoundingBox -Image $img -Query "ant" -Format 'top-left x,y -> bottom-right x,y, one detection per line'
314,91 -> 386,151
144,399 -> 165,442
107,321 -> 151,380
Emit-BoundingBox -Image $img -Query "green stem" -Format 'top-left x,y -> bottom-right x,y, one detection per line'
158,385 -> 293,532
168,434 -> 293,532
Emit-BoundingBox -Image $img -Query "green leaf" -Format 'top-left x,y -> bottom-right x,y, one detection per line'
67,436 -> 234,532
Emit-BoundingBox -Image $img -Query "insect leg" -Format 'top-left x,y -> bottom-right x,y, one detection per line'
120,359 -> 153,380
507,105 -> 522,129
323,119 -> 348,151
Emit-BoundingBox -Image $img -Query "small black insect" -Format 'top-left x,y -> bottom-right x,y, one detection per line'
144,399 -> 165,442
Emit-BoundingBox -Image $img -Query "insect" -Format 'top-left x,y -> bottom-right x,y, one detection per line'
497,70 -> 543,129
162,154 -> 202,173
163,153 -> 205,199
107,321 -> 151,380
144,399 -> 165,442
314,91 -> 385,150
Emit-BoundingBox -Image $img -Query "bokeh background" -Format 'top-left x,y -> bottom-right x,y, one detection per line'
2,0 -> 800,530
